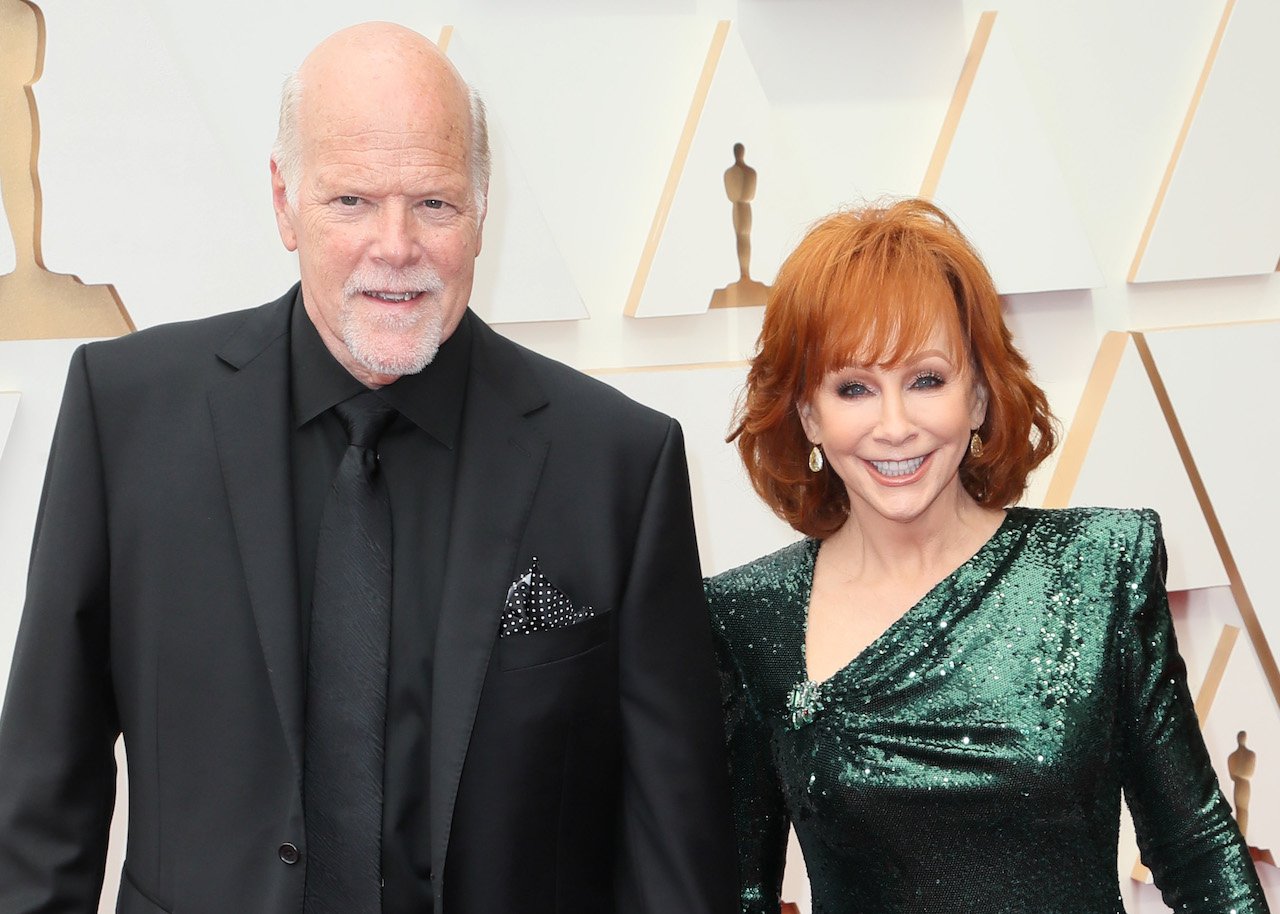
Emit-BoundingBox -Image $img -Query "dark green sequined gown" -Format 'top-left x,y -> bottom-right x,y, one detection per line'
706,507 -> 1268,914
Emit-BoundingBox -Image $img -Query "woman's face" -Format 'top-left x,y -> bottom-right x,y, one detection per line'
799,327 -> 987,530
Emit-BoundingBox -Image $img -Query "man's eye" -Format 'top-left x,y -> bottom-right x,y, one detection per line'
421,199 -> 445,209
337,196 -> 361,206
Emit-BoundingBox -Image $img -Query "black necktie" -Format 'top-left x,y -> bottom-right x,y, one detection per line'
304,391 -> 397,913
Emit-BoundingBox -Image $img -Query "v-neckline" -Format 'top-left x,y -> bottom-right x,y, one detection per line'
799,508 -> 1018,689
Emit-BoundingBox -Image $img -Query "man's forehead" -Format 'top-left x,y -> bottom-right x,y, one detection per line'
310,156 -> 472,189
304,74 -> 464,121
298,86 -> 469,154
305,123 -> 470,165
308,117 -> 467,147
305,132 -> 474,192
299,78 -> 469,153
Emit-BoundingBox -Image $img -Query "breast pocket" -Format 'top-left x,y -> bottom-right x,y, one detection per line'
496,611 -> 613,671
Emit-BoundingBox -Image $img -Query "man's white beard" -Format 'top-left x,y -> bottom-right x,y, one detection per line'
340,265 -> 447,377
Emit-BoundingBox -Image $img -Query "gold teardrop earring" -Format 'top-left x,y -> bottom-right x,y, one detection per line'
969,431 -> 984,458
808,445 -> 825,472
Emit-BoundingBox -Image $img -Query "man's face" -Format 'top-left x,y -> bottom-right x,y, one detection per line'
272,81 -> 485,387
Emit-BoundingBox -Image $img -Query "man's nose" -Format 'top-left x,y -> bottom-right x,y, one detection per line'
371,205 -> 421,267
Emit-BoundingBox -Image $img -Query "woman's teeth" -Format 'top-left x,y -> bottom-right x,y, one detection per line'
870,456 -> 924,477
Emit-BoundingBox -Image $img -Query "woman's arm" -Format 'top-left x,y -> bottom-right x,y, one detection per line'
1119,510 -> 1269,913
706,584 -> 792,914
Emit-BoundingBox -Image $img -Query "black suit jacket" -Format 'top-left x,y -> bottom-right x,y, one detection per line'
0,288 -> 736,914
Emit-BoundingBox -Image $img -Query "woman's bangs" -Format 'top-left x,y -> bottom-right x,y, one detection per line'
815,261 -> 964,375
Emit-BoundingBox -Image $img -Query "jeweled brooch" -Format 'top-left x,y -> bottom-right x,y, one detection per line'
786,679 -> 824,730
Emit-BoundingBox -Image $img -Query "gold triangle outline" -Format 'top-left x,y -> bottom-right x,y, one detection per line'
1132,329 -> 1280,706
920,10 -> 996,199
623,20 -> 731,318
1128,0 -> 1237,283
1195,623 -> 1244,720
1041,330 -> 1128,509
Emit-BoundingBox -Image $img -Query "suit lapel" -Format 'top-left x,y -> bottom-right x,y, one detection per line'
431,316 -> 549,882
207,293 -> 305,780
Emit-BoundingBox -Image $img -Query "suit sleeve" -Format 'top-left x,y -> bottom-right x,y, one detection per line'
0,345 -> 120,913
614,418 -> 737,914
1119,510 -> 1268,913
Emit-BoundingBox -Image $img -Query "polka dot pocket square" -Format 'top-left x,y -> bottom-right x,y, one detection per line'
498,558 -> 597,638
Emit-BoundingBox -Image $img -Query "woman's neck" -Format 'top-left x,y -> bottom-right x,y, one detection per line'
825,489 -> 1005,585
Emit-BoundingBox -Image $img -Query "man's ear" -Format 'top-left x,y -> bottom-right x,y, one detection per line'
270,158 -> 299,252
472,185 -> 489,256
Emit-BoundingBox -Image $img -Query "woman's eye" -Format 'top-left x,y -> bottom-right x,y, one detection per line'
911,371 -> 944,390
837,381 -> 870,398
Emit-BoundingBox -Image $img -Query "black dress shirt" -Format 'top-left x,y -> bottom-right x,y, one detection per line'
290,297 -> 470,912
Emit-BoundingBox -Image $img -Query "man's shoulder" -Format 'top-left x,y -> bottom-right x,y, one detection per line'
78,290 -> 293,382
91,289 -> 293,357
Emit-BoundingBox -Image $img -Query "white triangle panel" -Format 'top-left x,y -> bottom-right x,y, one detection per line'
931,16 -> 1102,295
0,393 -> 18,467
445,34 -> 586,324
1133,0 -> 1280,283
1067,340 -> 1226,592
633,22 -> 814,318
1144,322 -> 1280,663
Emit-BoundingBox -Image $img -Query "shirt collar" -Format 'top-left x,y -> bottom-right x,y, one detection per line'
290,295 -> 472,449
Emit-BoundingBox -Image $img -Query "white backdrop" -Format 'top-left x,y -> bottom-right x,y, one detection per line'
1,1 -> 1278,911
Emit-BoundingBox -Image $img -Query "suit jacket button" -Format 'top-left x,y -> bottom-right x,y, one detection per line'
278,843 -> 300,865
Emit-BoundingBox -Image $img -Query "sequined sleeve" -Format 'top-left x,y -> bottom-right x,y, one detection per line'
707,589 -> 790,914
1118,511 -> 1269,912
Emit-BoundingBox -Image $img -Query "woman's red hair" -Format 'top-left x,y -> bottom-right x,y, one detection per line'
732,198 -> 1056,538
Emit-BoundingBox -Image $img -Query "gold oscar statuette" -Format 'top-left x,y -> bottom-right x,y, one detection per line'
1229,731 -> 1274,867
0,0 -> 132,340
709,142 -> 769,310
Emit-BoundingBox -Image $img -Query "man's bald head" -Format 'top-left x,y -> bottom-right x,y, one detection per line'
272,22 -> 489,214
268,22 -> 491,387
